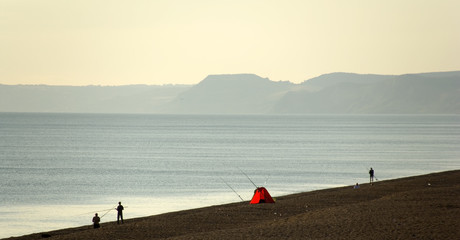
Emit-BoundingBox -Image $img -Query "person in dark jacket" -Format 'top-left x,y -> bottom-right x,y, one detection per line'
369,168 -> 375,184
116,202 -> 124,224
92,213 -> 100,228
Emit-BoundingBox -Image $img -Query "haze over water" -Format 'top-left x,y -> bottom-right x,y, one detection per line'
1,113 -> 459,238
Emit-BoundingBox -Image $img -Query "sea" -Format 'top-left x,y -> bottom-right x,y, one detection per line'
1,113 -> 459,238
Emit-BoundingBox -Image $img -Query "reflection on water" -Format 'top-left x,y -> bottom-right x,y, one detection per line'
1,113 -> 459,238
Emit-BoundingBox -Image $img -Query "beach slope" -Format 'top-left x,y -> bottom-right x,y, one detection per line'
5,170 -> 460,240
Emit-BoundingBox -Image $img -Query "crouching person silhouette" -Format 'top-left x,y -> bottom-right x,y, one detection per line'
92,213 -> 100,229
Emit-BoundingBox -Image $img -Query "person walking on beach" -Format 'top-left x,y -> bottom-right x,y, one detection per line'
92,213 -> 100,229
116,202 -> 124,224
369,168 -> 375,184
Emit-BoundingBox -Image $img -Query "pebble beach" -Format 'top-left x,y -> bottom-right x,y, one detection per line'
4,170 -> 460,240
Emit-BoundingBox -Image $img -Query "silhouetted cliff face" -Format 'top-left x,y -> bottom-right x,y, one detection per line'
163,74 -> 293,114
1,71 -> 459,114
271,72 -> 460,114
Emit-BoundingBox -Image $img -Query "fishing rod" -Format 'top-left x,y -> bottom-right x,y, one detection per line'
220,177 -> 244,202
101,205 -> 128,218
366,167 -> 379,181
237,167 -> 258,188
264,175 -> 271,186
77,207 -> 115,216
100,205 -> 117,219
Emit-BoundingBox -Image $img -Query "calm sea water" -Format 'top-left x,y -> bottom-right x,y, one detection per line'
1,113 -> 459,238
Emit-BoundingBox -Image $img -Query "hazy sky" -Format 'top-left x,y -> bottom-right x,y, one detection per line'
1,0 -> 459,86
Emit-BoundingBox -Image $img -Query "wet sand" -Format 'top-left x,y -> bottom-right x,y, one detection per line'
5,170 -> 460,240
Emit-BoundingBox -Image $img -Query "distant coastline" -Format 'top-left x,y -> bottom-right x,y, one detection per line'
1,71 -> 459,114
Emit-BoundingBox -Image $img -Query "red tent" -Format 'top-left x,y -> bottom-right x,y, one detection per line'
250,187 -> 275,204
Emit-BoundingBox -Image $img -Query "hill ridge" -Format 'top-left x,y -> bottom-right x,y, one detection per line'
1,71 -> 459,114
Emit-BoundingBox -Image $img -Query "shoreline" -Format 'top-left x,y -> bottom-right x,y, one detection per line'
5,169 -> 460,239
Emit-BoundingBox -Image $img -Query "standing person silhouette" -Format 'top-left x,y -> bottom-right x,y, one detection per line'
116,202 -> 124,224
369,168 -> 375,184
92,213 -> 100,229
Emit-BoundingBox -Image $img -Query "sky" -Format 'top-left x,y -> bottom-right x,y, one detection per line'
1,0 -> 459,86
